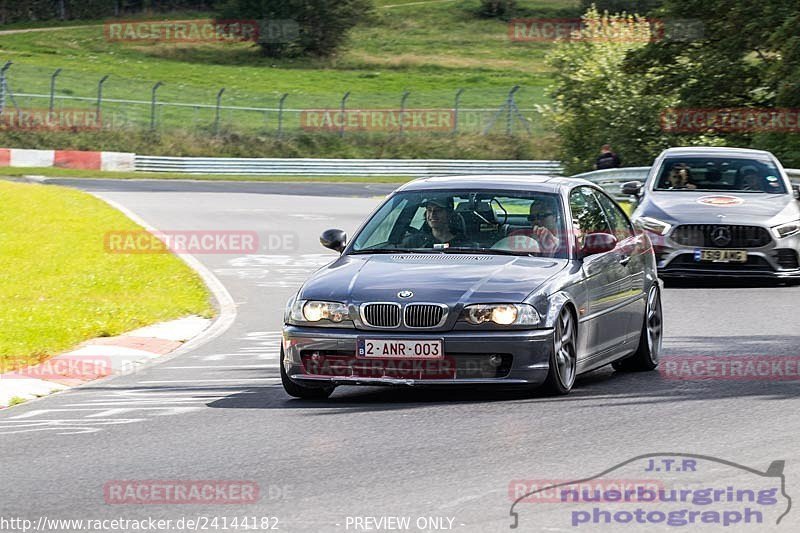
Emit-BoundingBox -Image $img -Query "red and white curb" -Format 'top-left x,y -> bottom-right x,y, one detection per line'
0,148 -> 134,171
0,316 -> 211,408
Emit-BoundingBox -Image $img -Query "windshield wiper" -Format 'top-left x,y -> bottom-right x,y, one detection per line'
350,248 -> 437,254
438,247 -> 536,256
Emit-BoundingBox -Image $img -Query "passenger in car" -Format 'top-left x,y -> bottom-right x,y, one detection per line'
491,198 -> 561,256
737,166 -> 762,191
527,198 -> 561,255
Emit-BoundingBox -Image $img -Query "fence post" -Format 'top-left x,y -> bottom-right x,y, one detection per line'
277,93 -> 288,139
339,91 -> 350,138
506,85 -> 520,136
150,81 -> 164,131
96,75 -> 109,127
49,68 -> 62,114
453,88 -> 464,135
214,87 -> 225,135
399,90 -> 410,137
0,61 -> 11,114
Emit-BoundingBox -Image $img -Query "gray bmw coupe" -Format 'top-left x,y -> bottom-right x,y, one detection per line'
281,176 -> 662,398
623,147 -> 800,280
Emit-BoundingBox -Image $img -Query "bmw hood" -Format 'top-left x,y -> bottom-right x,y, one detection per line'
298,253 -> 567,304
639,191 -> 800,226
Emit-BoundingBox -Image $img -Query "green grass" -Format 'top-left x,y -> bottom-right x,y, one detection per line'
0,180 -> 213,370
0,1 -> 578,140
0,166 -> 413,182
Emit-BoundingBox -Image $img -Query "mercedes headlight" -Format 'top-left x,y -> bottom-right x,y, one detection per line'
288,299 -> 351,324
773,220 -> 800,239
463,304 -> 540,326
637,216 -> 672,236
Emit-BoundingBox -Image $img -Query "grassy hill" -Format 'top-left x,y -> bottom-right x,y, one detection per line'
0,0 -> 581,158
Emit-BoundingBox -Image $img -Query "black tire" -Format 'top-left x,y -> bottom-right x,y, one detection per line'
280,347 -> 335,399
613,284 -> 662,372
542,307 -> 577,395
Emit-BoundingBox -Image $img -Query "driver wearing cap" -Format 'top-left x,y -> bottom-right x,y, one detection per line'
402,196 -> 467,248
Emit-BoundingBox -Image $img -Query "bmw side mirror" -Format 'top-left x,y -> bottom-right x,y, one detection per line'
320,228 -> 347,253
581,232 -> 618,258
793,184 -> 800,200
621,180 -> 643,197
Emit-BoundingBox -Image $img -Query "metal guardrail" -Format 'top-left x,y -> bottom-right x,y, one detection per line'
133,155 -> 800,194
571,167 -> 651,200
573,166 -> 800,201
134,156 -> 563,177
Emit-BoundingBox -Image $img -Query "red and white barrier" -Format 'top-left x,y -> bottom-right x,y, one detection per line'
0,148 -> 135,171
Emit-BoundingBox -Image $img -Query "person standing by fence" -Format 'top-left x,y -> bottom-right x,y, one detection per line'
594,144 -> 621,170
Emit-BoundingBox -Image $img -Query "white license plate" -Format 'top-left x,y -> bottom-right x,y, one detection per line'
694,249 -> 748,263
357,339 -> 443,359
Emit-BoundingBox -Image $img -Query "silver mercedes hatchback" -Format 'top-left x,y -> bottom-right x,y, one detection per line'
623,147 -> 800,280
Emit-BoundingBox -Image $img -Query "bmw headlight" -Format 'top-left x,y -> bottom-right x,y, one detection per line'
637,216 -> 672,236
773,220 -> 800,239
463,304 -> 540,326
287,299 -> 351,324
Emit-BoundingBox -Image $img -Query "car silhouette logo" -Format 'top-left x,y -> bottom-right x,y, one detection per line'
711,226 -> 732,247
697,195 -> 744,206
398,290 -> 414,299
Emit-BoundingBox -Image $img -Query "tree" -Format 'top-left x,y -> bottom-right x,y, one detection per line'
623,0 -> 800,166
542,8 -> 680,173
219,0 -> 373,57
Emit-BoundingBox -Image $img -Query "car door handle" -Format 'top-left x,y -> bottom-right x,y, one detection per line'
619,255 -> 631,266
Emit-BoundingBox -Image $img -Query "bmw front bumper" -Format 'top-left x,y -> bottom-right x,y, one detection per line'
282,325 -> 555,387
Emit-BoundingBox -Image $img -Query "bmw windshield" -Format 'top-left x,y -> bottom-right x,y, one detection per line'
654,156 -> 787,193
350,190 -> 569,258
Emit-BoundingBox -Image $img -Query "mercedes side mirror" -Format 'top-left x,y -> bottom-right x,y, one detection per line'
793,184 -> 800,200
320,228 -> 347,253
581,232 -> 618,258
621,180 -> 643,197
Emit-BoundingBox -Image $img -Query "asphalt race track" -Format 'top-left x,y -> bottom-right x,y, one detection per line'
2,179 -> 799,532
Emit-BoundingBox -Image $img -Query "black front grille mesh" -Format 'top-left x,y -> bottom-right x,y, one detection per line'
671,224 -> 772,248
775,249 -> 800,269
362,304 -> 401,328
404,304 -> 445,328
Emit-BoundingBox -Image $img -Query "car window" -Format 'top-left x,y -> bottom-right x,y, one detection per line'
653,156 -> 787,193
350,189 -> 568,258
594,190 -> 633,240
569,187 -> 612,249
356,196 -> 408,249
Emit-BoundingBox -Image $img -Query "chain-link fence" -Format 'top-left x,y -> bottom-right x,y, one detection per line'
0,62 -> 549,138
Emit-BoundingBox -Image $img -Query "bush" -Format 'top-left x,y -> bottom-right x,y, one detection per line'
579,0 -> 662,16
218,0 -> 373,57
0,129 -> 559,160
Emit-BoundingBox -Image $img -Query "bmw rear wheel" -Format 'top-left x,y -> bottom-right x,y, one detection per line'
613,284 -> 662,372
